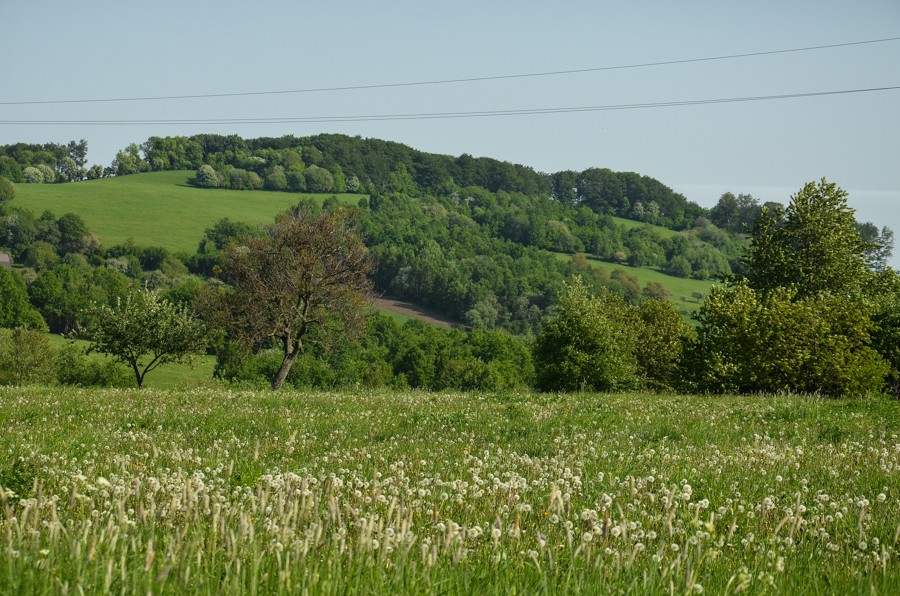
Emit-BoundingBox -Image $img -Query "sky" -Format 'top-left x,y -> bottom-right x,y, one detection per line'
3,0 -> 899,265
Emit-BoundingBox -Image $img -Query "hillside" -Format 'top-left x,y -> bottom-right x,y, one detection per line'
13,170 -> 362,253
3,134 -> 757,335
11,169 -> 726,326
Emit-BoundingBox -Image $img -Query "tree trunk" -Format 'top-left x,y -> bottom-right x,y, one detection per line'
271,351 -> 298,390
132,361 -> 144,388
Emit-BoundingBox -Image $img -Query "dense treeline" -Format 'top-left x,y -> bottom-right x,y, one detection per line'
128,133 -> 705,228
0,140 -> 103,182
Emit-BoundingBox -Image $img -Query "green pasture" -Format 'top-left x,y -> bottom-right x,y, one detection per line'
12,171 -> 363,253
611,215 -> 679,238
554,252 -> 714,316
0,387 -> 897,594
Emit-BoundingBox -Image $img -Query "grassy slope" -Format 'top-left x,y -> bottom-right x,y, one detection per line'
12,171 -> 363,253
611,215 -> 679,238
553,252 -> 713,316
0,387 -> 897,594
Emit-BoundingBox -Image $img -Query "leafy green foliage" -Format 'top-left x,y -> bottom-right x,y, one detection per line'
868,269 -> 900,396
0,176 -> 15,203
29,265 -> 130,334
0,327 -> 56,386
214,314 -> 535,392
534,278 -> 638,392
680,281 -> 887,396
194,164 -> 220,188
80,289 -> 207,388
0,267 -> 45,330
54,343 -> 132,388
743,178 -> 869,297
632,298 -> 693,391
857,222 -> 894,272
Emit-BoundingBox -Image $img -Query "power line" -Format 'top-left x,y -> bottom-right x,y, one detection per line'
1,85 -> 897,126
2,36 -> 898,106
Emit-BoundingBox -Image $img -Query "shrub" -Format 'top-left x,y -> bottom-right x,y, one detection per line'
55,343 -> 132,388
194,165 -> 219,188
0,328 -> 56,386
533,277 -> 637,392
632,298 -> 692,391
680,280 -> 887,397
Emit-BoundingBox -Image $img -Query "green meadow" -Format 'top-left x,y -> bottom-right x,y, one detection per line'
553,252 -> 713,316
1,387 -> 897,594
12,171 -> 363,254
611,216 -> 680,239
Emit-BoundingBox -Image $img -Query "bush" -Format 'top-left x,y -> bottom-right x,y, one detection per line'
194,165 -> 219,188
0,328 -> 56,386
680,281 -> 887,397
632,298 -> 692,391
55,344 -> 132,387
533,277 -> 637,392
23,167 -> 44,184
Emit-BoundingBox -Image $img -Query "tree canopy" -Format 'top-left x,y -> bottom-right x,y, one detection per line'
81,288 -> 207,388
212,207 -> 374,390
742,178 -> 868,297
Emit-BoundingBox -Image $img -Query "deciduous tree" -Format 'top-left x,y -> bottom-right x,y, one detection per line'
742,178 -> 868,297
81,288 -> 207,388
0,177 -> 15,203
533,277 -> 637,392
212,207 -> 374,390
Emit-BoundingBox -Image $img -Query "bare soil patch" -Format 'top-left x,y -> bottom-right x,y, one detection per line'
373,297 -> 463,329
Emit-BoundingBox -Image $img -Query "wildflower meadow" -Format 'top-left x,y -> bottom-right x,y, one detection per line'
1,387 -> 898,594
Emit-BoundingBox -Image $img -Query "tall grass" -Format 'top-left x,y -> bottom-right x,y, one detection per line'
0,388 -> 898,594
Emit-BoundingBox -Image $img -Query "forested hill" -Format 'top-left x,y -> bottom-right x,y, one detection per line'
2,133 -> 760,333
112,133 -> 706,230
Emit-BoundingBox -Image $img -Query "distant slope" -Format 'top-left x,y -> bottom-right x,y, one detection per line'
553,252 -> 713,316
12,170 -> 710,325
12,171 -> 362,253
14,172 -> 459,328
610,216 -> 679,239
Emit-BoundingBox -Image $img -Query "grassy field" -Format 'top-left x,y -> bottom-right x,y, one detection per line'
611,216 -> 680,239
1,387 -> 897,594
554,252 -> 713,317
11,172 -> 363,254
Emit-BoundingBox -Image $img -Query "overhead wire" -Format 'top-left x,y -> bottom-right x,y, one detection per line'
1,36 -> 898,106
1,85 -> 897,126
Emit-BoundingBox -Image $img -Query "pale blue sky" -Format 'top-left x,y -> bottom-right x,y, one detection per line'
3,0 -> 899,264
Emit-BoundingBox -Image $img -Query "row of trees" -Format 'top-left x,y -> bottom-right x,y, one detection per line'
120,133 -> 706,228
0,140 -> 103,183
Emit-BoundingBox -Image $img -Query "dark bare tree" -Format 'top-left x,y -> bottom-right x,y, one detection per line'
213,207 -> 374,390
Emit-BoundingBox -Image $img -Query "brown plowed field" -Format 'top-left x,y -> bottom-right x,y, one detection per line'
373,297 -> 463,329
